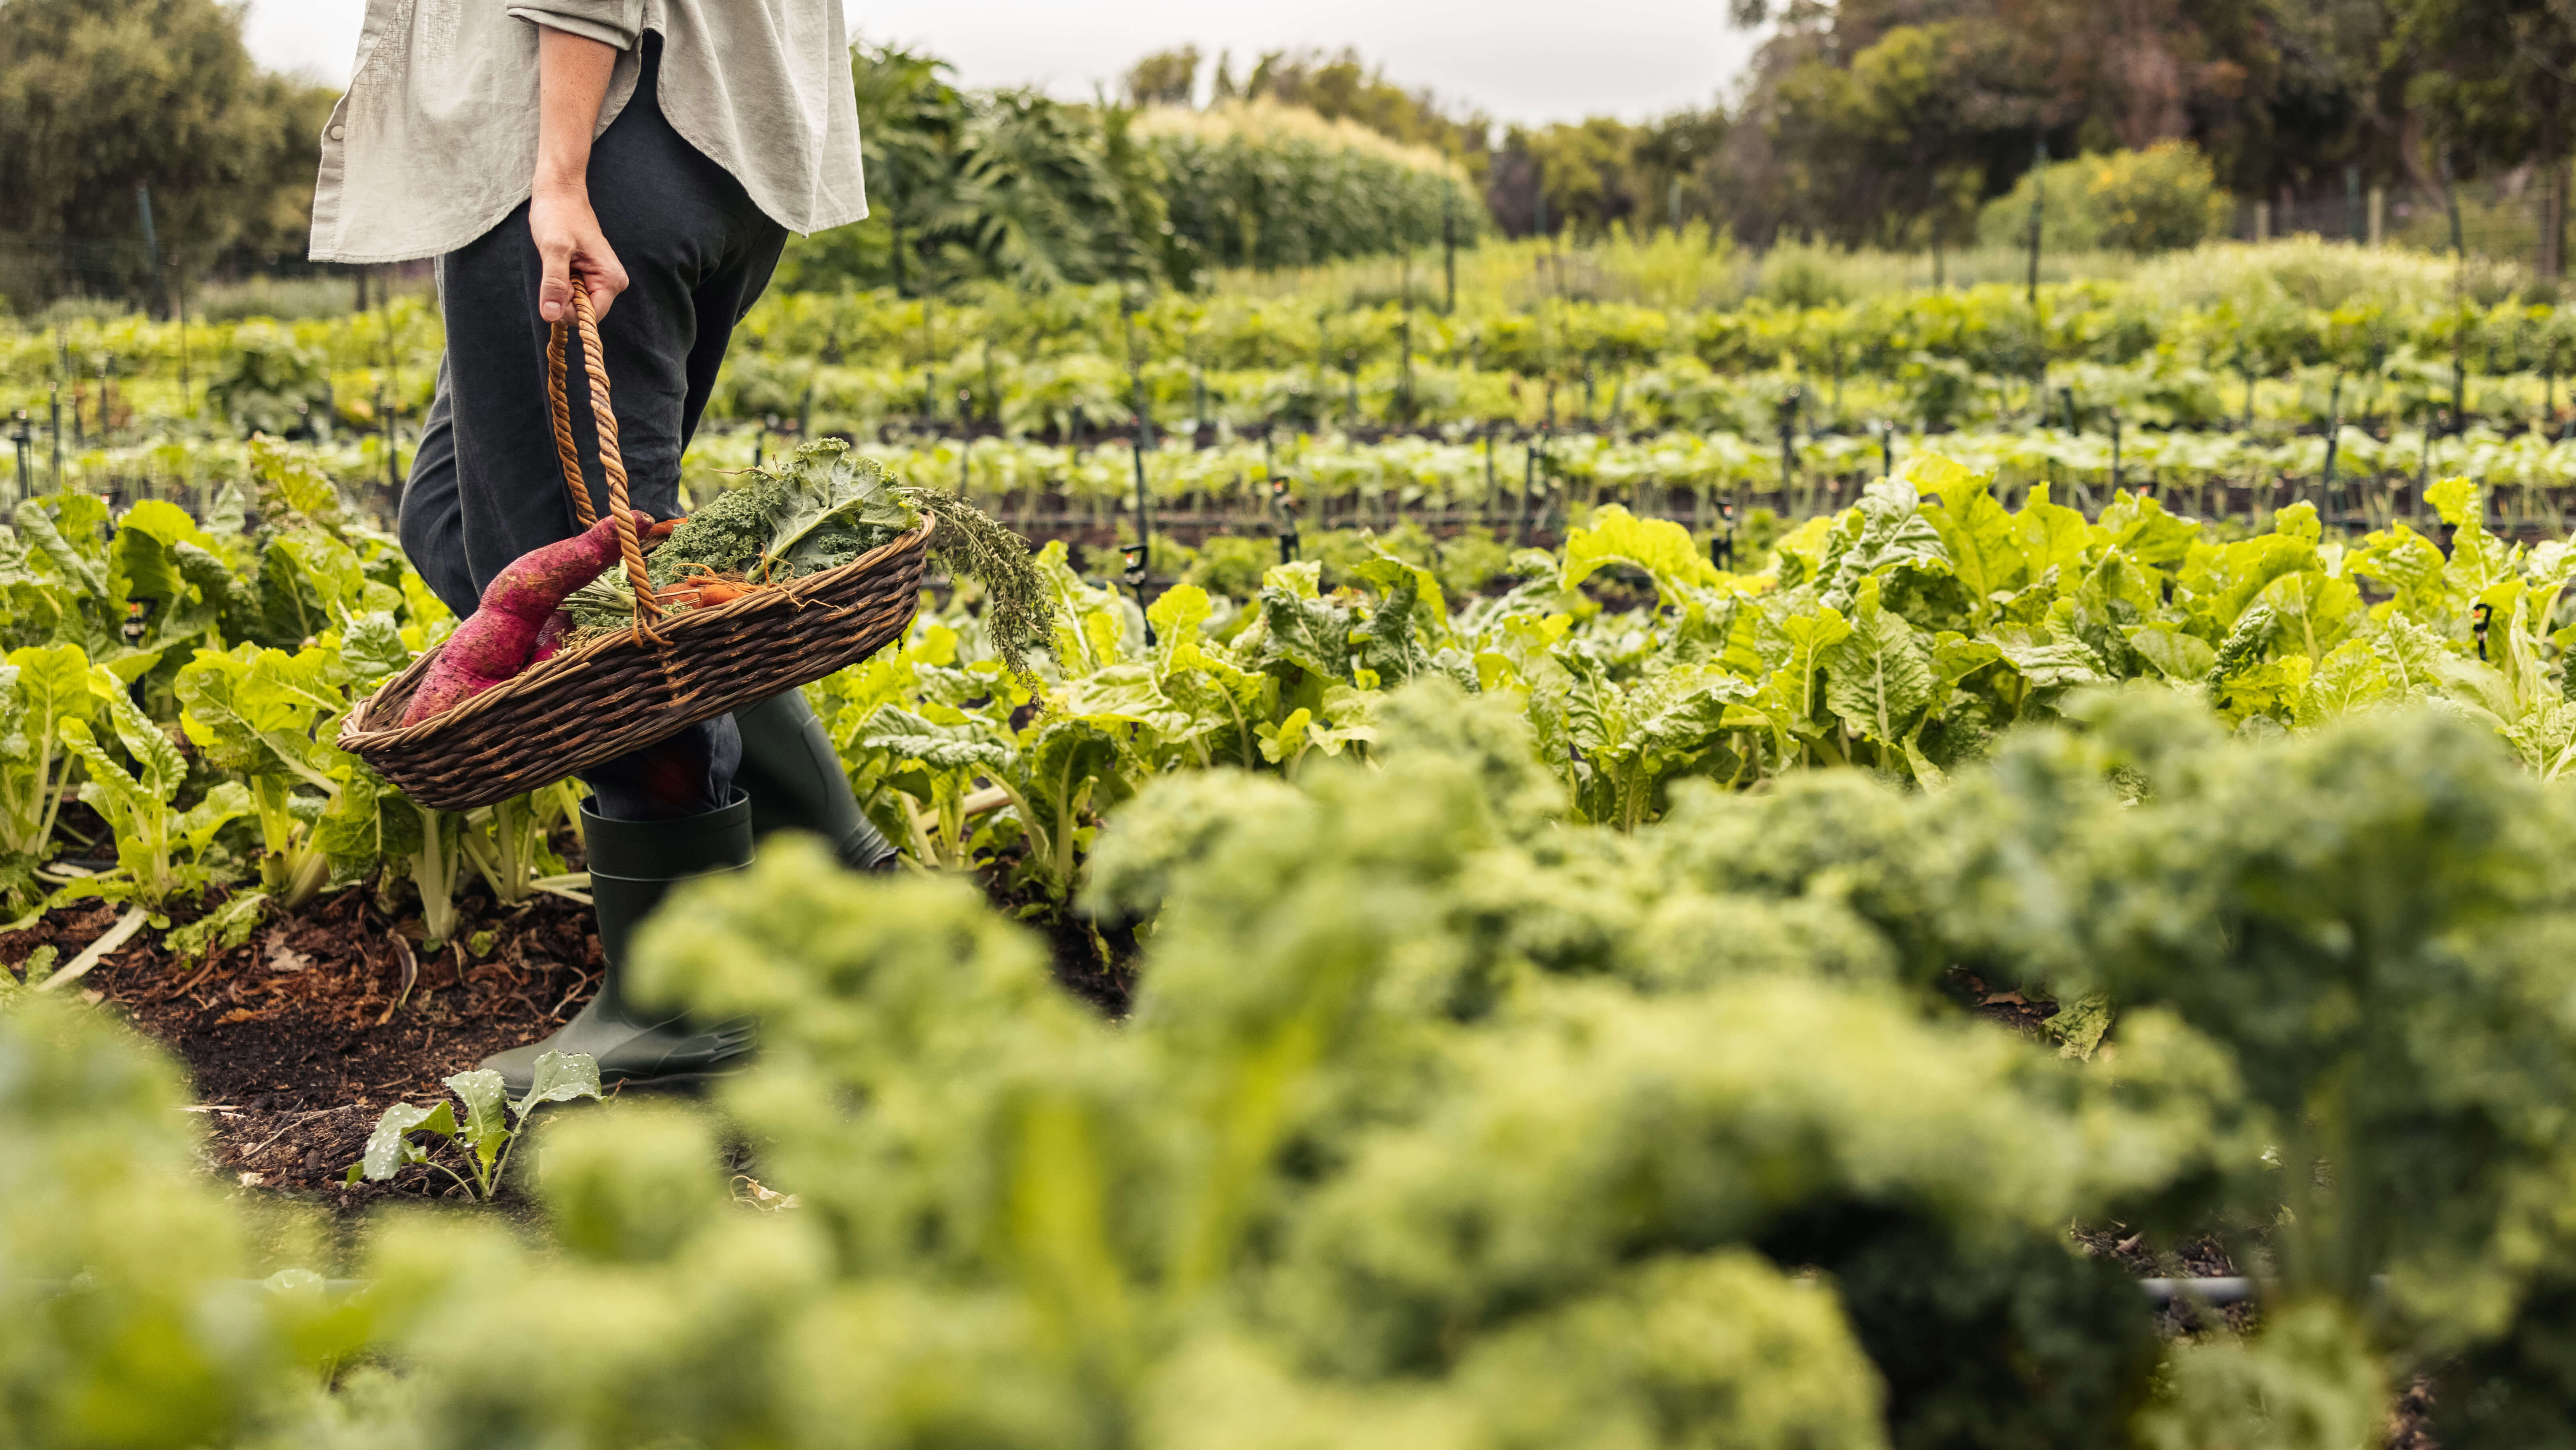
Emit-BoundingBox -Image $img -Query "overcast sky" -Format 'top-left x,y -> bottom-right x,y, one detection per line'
241,0 -> 1761,125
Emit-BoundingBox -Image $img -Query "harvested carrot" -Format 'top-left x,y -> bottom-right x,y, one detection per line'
398,512 -> 651,725
648,561 -> 761,611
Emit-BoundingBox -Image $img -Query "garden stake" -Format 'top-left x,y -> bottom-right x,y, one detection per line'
1520,441 -> 1539,546
2026,134 -> 2047,304
1777,389 -> 1799,510
1131,416 -> 1154,577
1122,543 -> 1155,648
1442,176 -> 1458,314
1485,426 -> 1499,527
1272,478 -> 1299,564
9,411 -> 30,504
2321,376 -> 2342,519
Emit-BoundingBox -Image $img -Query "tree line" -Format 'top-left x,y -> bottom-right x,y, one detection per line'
7,0 -> 2570,314
0,0 -> 1472,309
0,0 -> 336,303
1125,2 -> 2576,271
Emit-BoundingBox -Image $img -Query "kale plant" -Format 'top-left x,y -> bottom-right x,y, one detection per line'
348,1050 -> 603,1201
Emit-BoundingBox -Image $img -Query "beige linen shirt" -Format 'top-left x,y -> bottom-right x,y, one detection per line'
309,0 -> 867,264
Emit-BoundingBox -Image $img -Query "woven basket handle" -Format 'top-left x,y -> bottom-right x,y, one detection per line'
547,264 -> 665,641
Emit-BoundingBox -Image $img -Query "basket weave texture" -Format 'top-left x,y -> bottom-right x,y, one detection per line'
340,520 -> 930,810
338,269 -> 928,811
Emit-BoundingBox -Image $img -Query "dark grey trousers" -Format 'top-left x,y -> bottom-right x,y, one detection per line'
401,38 -> 785,820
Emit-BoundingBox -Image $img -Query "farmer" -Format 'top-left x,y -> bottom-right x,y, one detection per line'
309,2 -> 891,1092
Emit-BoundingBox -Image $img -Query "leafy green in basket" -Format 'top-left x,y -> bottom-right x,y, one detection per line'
661,440 -> 919,584
567,440 -> 1056,682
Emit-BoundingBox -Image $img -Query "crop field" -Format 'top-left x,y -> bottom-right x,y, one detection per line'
12,237 -> 2576,1448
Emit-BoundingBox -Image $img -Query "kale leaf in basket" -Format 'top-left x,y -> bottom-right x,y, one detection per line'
564,440 -> 1057,683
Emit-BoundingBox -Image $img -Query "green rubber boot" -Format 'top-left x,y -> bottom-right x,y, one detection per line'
733,690 -> 900,872
480,792 -> 757,1095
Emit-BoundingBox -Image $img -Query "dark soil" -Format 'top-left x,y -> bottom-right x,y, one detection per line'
1946,966 -> 2067,1041
980,870 -> 1137,1017
2,885 -> 606,1207
0,858 -> 1137,1209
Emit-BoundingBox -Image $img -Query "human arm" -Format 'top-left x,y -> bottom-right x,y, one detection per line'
529,25 -> 626,323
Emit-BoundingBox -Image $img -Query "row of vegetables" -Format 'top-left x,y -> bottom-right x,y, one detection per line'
8,419 -> 2573,944
14,256 -> 2576,443
13,255 -> 2573,384
20,456 -> 2576,1443
35,420 -> 2576,551
7,330 -> 2568,442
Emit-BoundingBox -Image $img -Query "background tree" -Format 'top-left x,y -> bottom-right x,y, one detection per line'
1124,47 -> 1201,108
2390,0 -> 2576,275
1500,119 -> 1646,238
0,0 -> 333,298
1629,109 -> 1732,231
1235,47 -> 1493,162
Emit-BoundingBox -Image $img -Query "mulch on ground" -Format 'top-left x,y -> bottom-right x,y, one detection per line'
0,859 -> 1133,1207
2,885 -> 603,1207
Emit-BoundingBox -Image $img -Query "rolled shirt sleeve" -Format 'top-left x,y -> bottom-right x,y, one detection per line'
504,1 -> 646,50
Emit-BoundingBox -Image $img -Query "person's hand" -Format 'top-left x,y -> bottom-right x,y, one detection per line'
530,182 -> 626,324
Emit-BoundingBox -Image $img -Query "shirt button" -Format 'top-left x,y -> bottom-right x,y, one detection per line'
328,124 -> 347,140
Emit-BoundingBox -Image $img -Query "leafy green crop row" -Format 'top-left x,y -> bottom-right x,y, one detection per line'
40,419 -> 2576,560
813,456 -> 2576,907
707,348 -> 2558,438
8,420 -> 2576,934
0,442 -> 575,946
14,261 -> 2576,441
12,683 -> 2576,1445
796,422 -> 2576,520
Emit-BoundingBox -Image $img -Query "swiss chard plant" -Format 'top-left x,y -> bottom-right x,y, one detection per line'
456,784 -> 584,909
55,670 -> 247,909
0,644 -> 96,910
175,642 -> 361,911
1,494 -> 118,655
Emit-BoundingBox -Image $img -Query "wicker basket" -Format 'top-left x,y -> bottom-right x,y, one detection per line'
339,276 -> 930,812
